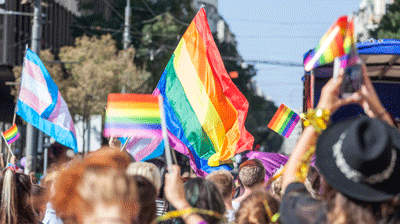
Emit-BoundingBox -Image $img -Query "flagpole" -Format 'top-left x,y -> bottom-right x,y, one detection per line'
158,95 -> 173,167
12,113 -> 16,126
121,136 -> 131,152
1,132 -> 15,157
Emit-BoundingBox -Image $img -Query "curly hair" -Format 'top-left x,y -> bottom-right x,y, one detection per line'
235,191 -> 280,224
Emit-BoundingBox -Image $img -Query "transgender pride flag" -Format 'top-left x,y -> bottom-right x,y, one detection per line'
16,49 -> 78,152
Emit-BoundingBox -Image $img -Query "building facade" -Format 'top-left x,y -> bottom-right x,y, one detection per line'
353,0 -> 394,42
0,0 -> 78,123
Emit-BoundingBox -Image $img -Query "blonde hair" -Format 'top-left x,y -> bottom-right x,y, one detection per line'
206,170 -> 234,199
126,162 -> 161,193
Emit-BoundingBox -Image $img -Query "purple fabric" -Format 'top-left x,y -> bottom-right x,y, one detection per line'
20,157 -> 26,168
243,151 -> 289,182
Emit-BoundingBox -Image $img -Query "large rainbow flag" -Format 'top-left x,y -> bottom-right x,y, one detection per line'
154,8 -> 254,176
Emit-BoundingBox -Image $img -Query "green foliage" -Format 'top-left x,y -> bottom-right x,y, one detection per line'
370,0 -> 400,39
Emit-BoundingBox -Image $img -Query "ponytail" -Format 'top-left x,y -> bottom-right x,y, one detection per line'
0,169 -> 18,224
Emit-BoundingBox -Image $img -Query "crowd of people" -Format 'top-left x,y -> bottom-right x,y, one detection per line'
0,62 -> 400,224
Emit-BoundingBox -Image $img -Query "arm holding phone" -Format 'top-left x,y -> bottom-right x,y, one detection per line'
356,64 -> 395,126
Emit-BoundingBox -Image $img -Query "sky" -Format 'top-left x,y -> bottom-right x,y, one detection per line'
218,0 -> 361,111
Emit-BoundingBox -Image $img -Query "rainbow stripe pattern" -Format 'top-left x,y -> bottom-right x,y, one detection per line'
104,94 -> 161,138
304,16 -> 348,71
3,124 -> 20,145
267,104 -> 300,138
153,8 -> 254,176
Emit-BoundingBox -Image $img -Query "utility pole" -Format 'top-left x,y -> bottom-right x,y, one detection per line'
123,0 -> 131,50
121,0 -> 131,94
25,0 -> 41,175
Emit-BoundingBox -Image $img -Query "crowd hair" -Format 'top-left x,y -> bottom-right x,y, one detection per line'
205,170 -> 234,199
235,191 -> 280,224
238,159 -> 266,188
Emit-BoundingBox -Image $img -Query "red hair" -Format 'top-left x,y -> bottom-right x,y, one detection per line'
52,147 -> 136,223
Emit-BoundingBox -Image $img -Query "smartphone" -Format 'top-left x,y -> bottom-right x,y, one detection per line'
333,57 -> 363,98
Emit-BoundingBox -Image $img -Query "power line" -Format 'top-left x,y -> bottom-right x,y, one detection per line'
100,0 -> 125,21
139,0 -> 157,17
222,56 -> 303,67
222,18 -> 332,25
235,35 -> 320,39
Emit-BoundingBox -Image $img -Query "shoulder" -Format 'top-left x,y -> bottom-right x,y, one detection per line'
280,182 -> 327,224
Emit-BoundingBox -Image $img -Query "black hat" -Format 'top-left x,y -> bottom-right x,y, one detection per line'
316,116 -> 400,202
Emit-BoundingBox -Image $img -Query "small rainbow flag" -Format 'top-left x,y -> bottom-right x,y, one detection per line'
103,94 -> 161,138
304,16 -> 348,71
2,124 -> 20,145
267,104 -> 301,138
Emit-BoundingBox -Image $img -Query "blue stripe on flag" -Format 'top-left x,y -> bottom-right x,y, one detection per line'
17,100 -> 78,152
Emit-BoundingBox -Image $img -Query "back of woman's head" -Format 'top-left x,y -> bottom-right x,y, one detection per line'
132,175 -> 157,224
127,162 -> 161,194
52,147 -> 138,223
0,169 -> 35,224
235,191 -> 280,224
183,177 -> 226,223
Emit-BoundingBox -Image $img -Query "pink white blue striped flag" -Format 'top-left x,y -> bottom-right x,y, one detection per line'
16,49 -> 78,152
119,137 -> 164,161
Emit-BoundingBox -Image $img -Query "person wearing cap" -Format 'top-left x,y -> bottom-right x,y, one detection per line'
280,65 -> 400,223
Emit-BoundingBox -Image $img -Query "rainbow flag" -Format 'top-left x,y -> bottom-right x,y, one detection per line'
267,104 -> 300,138
304,16 -> 348,71
2,124 -> 20,145
153,8 -> 254,176
103,94 -> 161,138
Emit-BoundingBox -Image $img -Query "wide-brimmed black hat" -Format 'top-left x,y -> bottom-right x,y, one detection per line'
316,116 -> 400,202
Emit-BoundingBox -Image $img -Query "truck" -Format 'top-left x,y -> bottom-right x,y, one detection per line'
303,39 -> 400,124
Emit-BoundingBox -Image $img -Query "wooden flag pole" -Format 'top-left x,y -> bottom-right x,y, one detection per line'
1,132 -> 15,157
121,136 -> 131,152
158,95 -> 173,167
12,113 -> 16,126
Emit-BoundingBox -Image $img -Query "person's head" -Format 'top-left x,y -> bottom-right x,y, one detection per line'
239,159 -> 266,189
181,178 -> 226,223
146,157 -> 167,198
52,147 -> 138,224
316,116 -> 400,222
205,170 -> 234,201
29,171 -> 37,184
235,191 -> 280,224
0,168 -> 35,224
131,175 -> 157,224
31,185 -> 46,222
127,162 -> 161,194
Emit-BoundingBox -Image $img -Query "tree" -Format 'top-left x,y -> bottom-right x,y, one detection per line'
370,0 -> 400,39
59,34 -> 149,153
13,34 -> 149,153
